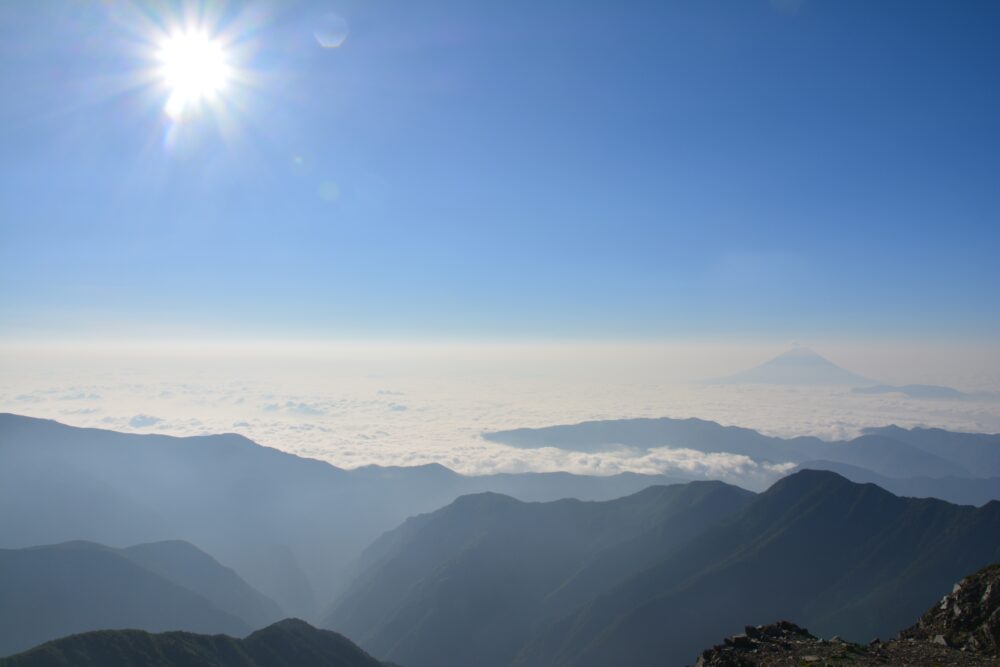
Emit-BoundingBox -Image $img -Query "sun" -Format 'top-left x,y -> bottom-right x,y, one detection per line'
157,30 -> 232,120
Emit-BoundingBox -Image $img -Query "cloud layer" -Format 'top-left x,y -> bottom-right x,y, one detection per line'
2,342 -> 998,479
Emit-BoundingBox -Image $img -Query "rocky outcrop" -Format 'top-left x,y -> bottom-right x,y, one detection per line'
900,562 -> 1000,655
694,563 -> 1000,666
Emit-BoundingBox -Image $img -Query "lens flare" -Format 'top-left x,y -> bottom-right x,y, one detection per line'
314,13 -> 349,49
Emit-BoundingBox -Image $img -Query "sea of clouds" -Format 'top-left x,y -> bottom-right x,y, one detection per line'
2,340 -> 999,479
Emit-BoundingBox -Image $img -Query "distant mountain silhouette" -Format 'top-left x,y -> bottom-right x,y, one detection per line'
0,413 -> 687,617
324,481 -> 753,667
514,470 -> 1000,667
0,541 -> 273,657
861,424 -> 1000,475
852,383 -> 972,400
709,346 -> 875,385
0,618 -> 392,667
792,459 -> 1000,506
485,417 -> 979,480
484,416 -> 805,459
822,433 -> 969,478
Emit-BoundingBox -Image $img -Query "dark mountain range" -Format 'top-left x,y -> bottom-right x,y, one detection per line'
0,413 -> 687,618
697,561 -> 1000,665
0,541 -> 270,657
793,459 -> 1000,506
6,411 -> 1000,654
316,468 -> 1000,667
484,416 -> 809,460
322,470 -> 1000,667
707,347 -> 875,386
485,417 -> 982,480
324,481 -> 753,667
0,619 -> 391,667
514,470 -> 1000,667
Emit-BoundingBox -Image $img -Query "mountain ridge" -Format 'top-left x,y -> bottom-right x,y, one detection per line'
6,410 -> 1000,633
0,412 -> 690,617
0,618 -> 392,667
513,469 -> 1000,666
324,480 -> 755,667
0,540 -> 267,657
484,416 -> 988,481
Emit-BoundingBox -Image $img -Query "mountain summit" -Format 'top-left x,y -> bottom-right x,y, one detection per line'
710,347 -> 875,386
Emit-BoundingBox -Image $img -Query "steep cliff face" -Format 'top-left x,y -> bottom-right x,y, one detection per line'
694,562 -> 1000,667
900,562 -> 1000,655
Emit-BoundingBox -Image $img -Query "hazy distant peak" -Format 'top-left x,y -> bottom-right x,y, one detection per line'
774,345 -> 823,360
709,346 -> 876,386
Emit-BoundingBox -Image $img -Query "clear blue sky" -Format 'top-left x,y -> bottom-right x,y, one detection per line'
0,0 -> 997,340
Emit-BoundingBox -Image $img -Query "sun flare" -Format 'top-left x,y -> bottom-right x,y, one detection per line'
157,30 -> 231,120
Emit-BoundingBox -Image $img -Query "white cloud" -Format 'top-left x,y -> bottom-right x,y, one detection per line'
285,401 -> 326,416
60,407 -> 101,415
1,342 -> 998,484
128,414 -> 162,428
57,391 -> 102,401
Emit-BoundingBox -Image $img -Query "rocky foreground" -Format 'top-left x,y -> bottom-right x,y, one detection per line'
695,563 -> 1000,666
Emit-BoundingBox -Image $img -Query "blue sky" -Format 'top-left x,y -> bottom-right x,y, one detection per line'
0,0 -> 997,341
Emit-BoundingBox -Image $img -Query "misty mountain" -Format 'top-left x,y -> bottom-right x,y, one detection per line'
0,413 -> 687,618
793,459 -> 1000,506
0,619 -> 391,667
862,424 -> 1000,476
0,541 -> 264,657
819,433 -> 969,478
347,463 -> 691,504
324,481 -> 753,667
514,470 -> 1000,667
484,416 -> 809,460
852,383 -> 972,400
7,410 -> 999,643
708,347 -> 875,385
120,541 -> 284,630
316,470 -> 1000,667
485,416 -> 980,479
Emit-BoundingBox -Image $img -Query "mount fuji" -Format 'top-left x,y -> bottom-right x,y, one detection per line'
710,347 -> 875,386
